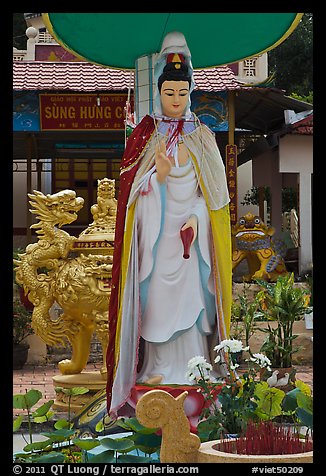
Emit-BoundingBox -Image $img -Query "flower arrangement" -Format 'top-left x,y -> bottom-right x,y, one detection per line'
186,339 -> 272,441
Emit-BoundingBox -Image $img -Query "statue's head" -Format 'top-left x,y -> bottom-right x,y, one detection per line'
158,54 -> 191,118
154,32 -> 194,118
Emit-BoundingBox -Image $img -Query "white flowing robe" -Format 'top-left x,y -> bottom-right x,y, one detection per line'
136,160 -> 216,384
109,120 -> 231,412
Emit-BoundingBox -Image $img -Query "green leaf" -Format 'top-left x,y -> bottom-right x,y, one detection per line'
13,415 -> 24,432
24,389 -> 43,408
296,407 -> 313,429
197,416 -> 223,442
32,400 -> 54,417
282,388 -> 300,412
54,419 -> 70,429
73,438 -> 101,450
61,387 -> 89,396
71,386 -> 90,396
41,429 -> 75,441
13,389 -> 42,409
33,414 -> 52,424
100,437 -> 135,452
95,420 -> 105,433
23,439 -> 53,452
13,452 -> 34,461
133,433 -> 162,454
296,392 -> 313,413
118,454 -> 153,463
117,417 -> 157,434
254,382 -> 285,420
295,379 -> 312,396
54,386 -> 64,393
33,452 -> 66,463
13,395 -> 27,410
88,450 -> 115,463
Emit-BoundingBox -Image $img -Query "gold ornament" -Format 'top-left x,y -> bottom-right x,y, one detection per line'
232,212 -> 288,282
14,179 -> 117,377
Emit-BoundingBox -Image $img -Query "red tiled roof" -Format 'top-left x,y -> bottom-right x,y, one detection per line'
13,61 -> 133,91
289,113 -> 313,135
193,67 -> 241,91
13,61 -> 242,92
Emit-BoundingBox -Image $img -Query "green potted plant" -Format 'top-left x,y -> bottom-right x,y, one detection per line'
232,283 -> 263,349
13,248 -> 35,369
255,272 -> 311,376
13,285 -> 34,369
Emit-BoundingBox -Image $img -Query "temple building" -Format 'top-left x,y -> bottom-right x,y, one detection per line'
13,13 -> 312,274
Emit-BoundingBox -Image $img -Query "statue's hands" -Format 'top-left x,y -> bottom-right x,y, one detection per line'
155,140 -> 172,183
181,215 -> 198,245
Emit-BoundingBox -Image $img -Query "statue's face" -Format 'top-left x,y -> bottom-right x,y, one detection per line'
160,80 -> 189,118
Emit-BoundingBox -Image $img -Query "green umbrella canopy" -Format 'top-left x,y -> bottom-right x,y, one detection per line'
42,13 -> 303,69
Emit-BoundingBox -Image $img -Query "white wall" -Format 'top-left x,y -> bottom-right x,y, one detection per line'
237,160 -> 259,218
279,134 -> 313,273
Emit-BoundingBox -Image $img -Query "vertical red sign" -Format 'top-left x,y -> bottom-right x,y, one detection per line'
226,144 -> 238,225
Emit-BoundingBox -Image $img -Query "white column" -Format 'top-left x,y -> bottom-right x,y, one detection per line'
134,54 -> 158,124
25,27 -> 38,60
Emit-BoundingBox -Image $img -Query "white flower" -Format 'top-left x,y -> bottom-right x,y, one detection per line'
214,339 -> 245,354
230,362 -> 240,370
188,355 -> 210,369
250,353 -> 272,370
186,355 -> 212,383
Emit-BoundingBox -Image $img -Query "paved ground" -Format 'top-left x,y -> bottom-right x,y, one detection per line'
13,362 -> 313,418
13,362 -> 103,417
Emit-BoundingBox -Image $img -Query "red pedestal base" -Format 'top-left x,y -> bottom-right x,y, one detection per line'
124,383 -> 222,433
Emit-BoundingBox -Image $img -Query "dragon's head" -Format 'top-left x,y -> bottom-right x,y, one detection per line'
232,212 -> 275,242
28,190 -> 84,228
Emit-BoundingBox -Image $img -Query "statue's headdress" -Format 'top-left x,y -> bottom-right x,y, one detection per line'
157,53 -> 191,92
153,32 -> 195,117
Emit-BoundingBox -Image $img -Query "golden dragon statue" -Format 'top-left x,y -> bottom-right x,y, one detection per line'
232,212 -> 288,282
14,179 -> 117,376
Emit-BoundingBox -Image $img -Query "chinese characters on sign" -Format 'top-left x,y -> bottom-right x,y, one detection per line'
39,94 -> 129,131
72,241 -> 112,249
226,144 -> 238,225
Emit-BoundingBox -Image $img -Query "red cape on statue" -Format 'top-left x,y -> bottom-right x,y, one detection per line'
106,115 -> 155,411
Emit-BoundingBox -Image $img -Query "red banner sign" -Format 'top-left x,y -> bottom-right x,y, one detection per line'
226,144 -> 238,225
39,94 -> 128,131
